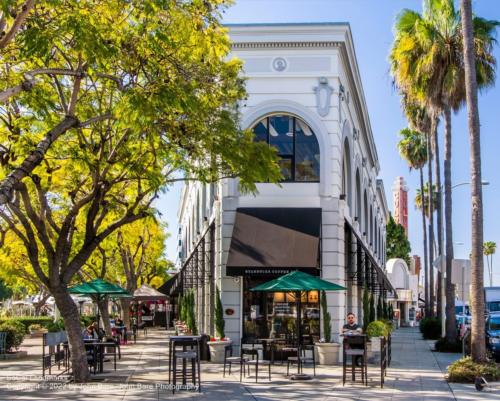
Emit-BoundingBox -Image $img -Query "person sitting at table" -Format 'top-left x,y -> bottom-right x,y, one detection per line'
341,312 -> 362,334
87,323 -> 99,340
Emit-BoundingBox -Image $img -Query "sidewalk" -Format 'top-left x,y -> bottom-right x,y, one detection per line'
0,327 -> 497,400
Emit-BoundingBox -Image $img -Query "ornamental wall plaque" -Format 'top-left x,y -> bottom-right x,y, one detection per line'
272,57 -> 287,72
313,77 -> 333,117
225,308 -> 235,316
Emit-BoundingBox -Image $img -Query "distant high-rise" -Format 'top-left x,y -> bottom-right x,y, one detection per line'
392,176 -> 409,236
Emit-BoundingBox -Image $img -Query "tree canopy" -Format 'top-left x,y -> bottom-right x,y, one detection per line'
0,0 -> 280,382
386,214 -> 411,266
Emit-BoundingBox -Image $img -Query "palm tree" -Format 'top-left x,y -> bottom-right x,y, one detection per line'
397,128 -> 429,314
460,0 -> 498,363
483,241 -> 496,287
391,0 -> 498,341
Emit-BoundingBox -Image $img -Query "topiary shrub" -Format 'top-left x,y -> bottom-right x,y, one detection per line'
214,287 -> 225,339
46,319 -> 65,333
0,320 -> 26,351
320,291 -> 332,342
366,320 -> 389,339
434,337 -> 462,353
419,317 -> 441,339
447,356 -> 500,382
379,318 -> 394,334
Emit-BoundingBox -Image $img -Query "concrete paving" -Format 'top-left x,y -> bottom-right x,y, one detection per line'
0,327 -> 497,400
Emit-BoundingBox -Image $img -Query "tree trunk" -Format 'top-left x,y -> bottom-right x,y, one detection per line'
427,125 -> 435,317
460,0 -> 486,363
52,288 -> 90,383
421,168 -> 429,317
432,120 -> 443,321
120,298 -> 131,330
444,107 -> 457,342
97,297 -> 112,336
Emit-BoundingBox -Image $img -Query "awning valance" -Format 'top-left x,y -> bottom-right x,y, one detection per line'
226,208 -> 321,276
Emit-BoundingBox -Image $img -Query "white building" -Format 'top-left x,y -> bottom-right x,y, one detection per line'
386,258 -> 419,326
169,23 -> 395,352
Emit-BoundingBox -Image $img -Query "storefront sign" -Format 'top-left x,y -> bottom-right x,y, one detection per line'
225,308 -> 234,316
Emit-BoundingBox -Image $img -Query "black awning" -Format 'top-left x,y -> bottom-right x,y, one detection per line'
226,208 -> 321,276
158,274 -> 178,296
345,219 -> 397,296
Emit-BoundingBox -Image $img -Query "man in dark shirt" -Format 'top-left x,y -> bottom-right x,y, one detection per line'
342,312 -> 362,334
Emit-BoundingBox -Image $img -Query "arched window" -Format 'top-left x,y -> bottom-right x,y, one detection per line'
252,115 -> 320,182
363,191 -> 368,237
355,170 -> 361,223
342,138 -> 352,209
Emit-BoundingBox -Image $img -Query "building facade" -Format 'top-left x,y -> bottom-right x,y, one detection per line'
392,176 -> 409,236
386,258 -> 419,326
169,23 -> 395,353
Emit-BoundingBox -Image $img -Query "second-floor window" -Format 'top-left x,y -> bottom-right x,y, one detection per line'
252,114 -> 320,182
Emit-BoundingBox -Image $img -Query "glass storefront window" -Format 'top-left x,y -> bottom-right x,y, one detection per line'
242,277 -> 320,344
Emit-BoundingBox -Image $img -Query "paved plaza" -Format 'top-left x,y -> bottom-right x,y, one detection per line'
0,327 -> 497,401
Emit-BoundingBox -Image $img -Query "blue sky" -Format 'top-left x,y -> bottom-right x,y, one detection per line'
156,0 -> 500,285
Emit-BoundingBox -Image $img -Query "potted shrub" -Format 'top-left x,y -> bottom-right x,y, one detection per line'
366,320 -> 389,363
208,287 -> 231,363
315,291 -> 340,365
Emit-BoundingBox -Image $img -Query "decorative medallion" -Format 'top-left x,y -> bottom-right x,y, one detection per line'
272,57 -> 287,72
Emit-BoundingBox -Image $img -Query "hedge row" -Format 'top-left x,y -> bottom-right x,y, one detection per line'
0,317 -> 53,333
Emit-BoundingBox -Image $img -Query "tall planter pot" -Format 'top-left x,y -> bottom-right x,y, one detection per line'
208,340 -> 231,363
315,342 -> 340,365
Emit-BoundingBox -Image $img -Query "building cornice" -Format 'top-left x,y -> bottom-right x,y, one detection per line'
231,41 -> 342,50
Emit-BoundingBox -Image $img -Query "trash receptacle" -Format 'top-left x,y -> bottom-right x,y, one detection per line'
199,334 -> 210,361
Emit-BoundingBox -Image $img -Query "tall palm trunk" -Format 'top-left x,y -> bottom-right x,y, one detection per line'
432,119 -> 443,321
460,0 -> 486,363
427,124 -> 435,316
444,107 -> 457,342
420,168 -> 429,316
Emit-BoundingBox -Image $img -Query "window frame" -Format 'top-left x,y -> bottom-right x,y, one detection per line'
253,114 -> 320,183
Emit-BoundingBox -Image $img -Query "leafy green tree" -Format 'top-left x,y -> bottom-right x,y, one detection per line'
386,214 -> 411,265
0,0 -> 279,382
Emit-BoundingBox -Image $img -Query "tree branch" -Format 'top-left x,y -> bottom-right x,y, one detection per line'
0,116 -> 79,206
0,0 -> 36,50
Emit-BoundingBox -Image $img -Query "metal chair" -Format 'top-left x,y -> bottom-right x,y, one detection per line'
171,338 -> 201,394
342,335 -> 367,386
287,344 -> 316,376
241,347 -> 271,382
223,344 -> 248,378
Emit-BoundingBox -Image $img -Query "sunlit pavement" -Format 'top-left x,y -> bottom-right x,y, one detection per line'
0,327 -> 497,400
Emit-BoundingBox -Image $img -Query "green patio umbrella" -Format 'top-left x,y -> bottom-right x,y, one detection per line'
251,270 -> 346,292
251,270 -> 345,380
69,278 -> 130,332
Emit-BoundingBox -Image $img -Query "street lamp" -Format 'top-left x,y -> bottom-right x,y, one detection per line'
451,180 -> 489,190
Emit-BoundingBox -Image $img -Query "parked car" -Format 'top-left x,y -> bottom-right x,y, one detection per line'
486,312 -> 500,362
